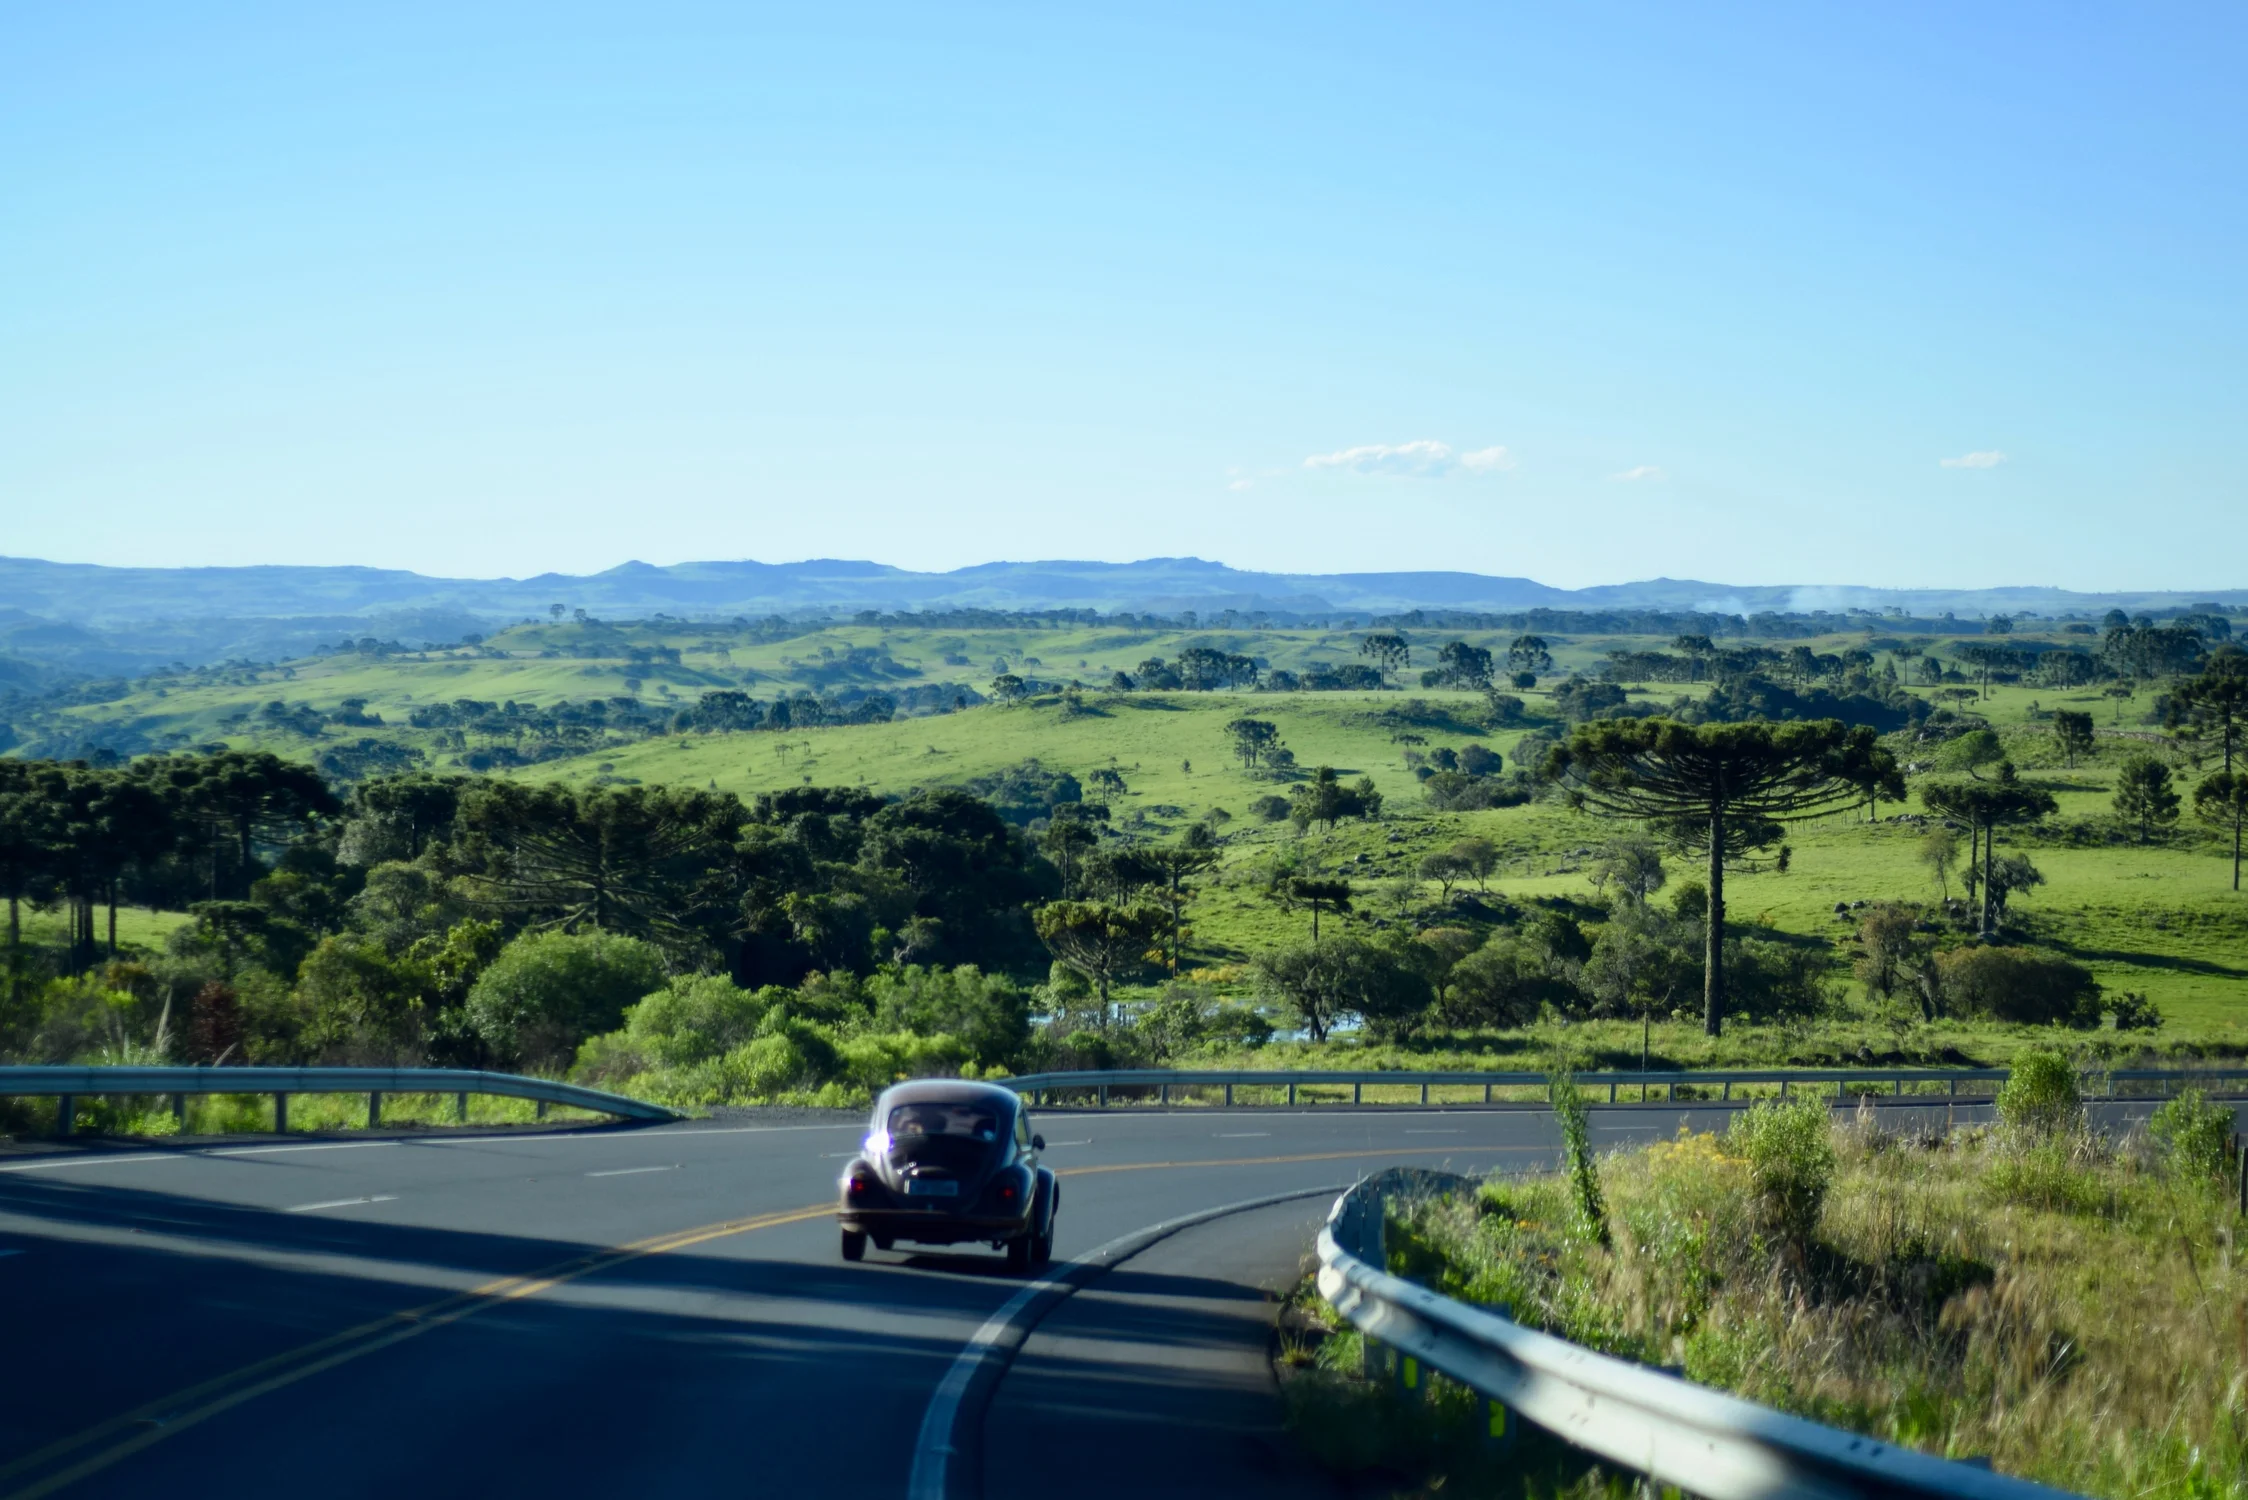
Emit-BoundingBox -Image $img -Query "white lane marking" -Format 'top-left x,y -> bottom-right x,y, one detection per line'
1215,1132 -> 1270,1139
585,1165 -> 679,1178
1040,1140 -> 1092,1147
284,1196 -> 399,1213
0,1153 -> 180,1174
819,1152 -> 859,1159
1405,1129 -> 1464,1135
906,1185 -> 1341,1500
211,1141 -> 400,1158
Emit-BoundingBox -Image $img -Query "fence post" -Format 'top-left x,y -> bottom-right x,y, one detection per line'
274,1093 -> 289,1132
56,1095 -> 74,1137
367,1092 -> 382,1128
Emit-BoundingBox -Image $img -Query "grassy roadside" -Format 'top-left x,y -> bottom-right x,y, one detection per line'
1289,1076 -> 2248,1500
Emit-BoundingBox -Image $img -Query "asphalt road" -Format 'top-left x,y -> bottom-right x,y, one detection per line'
0,1096 -> 2166,1499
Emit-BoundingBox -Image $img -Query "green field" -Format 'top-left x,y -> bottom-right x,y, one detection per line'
11,618 -> 2247,1062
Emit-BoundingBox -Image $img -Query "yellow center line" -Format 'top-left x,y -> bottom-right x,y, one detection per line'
0,1203 -> 832,1500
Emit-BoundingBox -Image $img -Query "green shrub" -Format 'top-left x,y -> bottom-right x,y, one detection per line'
1548,1066 -> 1609,1245
1936,946 -> 2102,1028
1996,1051 -> 2081,1138
1727,1096 -> 1835,1245
465,930 -> 670,1070
2150,1088 -> 2234,1183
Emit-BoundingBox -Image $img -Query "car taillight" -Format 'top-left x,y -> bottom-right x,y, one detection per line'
998,1181 -> 1019,1202
847,1174 -> 870,1196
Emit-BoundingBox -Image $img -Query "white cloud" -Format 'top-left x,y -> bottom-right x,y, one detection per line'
1302,439 -> 1511,478
1940,450 -> 2008,469
1610,464 -> 1666,482
1227,479 -> 1254,492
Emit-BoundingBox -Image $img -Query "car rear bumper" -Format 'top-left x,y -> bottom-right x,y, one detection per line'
838,1206 -> 1033,1243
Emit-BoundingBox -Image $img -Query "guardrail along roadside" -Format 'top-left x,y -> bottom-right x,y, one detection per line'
1315,1168 -> 2083,1500
0,1065 -> 678,1135
1005,1066 -> 2248,1109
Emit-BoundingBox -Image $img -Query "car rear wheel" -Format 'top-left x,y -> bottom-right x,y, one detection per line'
841,1229 -> 867,1262
1005,1231 -> 1035,1274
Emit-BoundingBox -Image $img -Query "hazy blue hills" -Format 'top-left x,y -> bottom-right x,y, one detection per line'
0,554 -> 2241,680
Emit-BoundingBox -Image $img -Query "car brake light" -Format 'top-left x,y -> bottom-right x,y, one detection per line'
847,1175 -> 870,1195
999,1182 -> 1018,1201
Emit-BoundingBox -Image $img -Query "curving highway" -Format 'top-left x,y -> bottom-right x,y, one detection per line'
0,1100 -> 2010,1499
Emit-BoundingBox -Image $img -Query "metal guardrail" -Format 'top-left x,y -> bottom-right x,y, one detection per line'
1314,1172 -> 2079,1500
0,1066 -> 679,1134
1003,1066 -> 2248,1108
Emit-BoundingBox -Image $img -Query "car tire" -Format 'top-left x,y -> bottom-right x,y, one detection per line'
1033,1222 -> 1054,1269
1005,1231 -> 1035,1274
873,1235 -> 894,1252
841,1229 -> 867,1262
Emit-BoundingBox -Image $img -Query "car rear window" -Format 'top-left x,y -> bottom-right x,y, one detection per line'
888,1102 -> 1002,1142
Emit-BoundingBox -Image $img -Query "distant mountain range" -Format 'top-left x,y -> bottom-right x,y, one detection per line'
0,554 -> 2240,681
5,554 -> 2242,623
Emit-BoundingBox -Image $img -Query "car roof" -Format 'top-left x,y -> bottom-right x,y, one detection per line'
873,1079 -> 1022,1116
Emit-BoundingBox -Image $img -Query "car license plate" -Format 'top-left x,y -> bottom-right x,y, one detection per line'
905,1178 -> 959,1197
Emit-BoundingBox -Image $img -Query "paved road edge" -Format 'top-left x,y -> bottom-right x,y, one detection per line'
905,1184 -> 1346,1500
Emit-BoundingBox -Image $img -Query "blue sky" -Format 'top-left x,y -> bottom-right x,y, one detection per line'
2,2 -> 2241,589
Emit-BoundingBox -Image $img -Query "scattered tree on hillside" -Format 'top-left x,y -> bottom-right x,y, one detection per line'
1357,633 -> 1410,688
1921,763 -> 2058,936
2052,710 -> 2096,767
1226,717 -> 1280,771
1033,900 -> 1164,1029
1507,635 -> 1555,676
2112,753 -> 2181,843
2166,648 -> 2248,774
1544,718 -> 1897,1035
2195,770 -> 2248,891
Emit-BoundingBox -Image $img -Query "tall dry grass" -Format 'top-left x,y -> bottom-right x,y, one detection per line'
1393,1095 -> 2248,1499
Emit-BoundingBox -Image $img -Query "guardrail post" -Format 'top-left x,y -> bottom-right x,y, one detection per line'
367,1092 -> 382,1128
1895,1078 -> 1904,1097
1608,1081 -> 1616,1102
1667,1081 -> 1676,1102
1419,1082 -> 1429,1106
1949,1077 -> 1958,1098
173,1093 -> 188,1128
274,1093 -> 288,1133
536,1099 -> 549,1120
1287,1082 -> 1297,1106
1722,1080 -> 1731,1102
456,1091 -> 469,1122
1224,1083 -> 1233,1107
1160,1083 -> 1170,1105
56,1094 -> 74,1137
1780,1079 -> 1790,1099
1483,1082 -> 1492,1103
1353,1082 -> 1361,1105
1098,1084 -> 1109,1109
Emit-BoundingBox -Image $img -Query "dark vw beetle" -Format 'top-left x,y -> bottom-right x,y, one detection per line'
838,1080 -> 1057,1271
